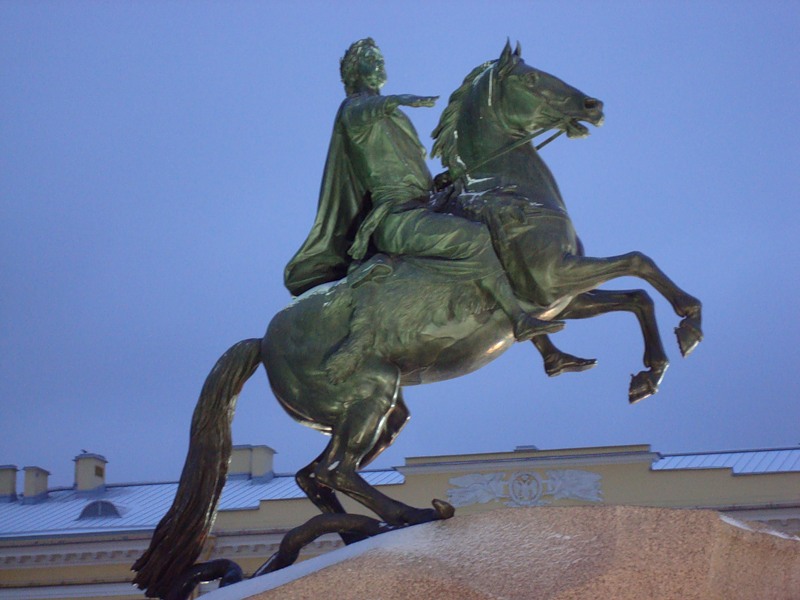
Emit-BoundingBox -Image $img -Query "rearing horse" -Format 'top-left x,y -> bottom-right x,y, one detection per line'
133,42 -> 702,598
432,41 -> 702,400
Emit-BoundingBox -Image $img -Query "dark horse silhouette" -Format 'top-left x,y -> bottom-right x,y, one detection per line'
133,42 -> 701,598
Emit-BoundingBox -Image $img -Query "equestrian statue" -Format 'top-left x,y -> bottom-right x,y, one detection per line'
133,39 -> 702,599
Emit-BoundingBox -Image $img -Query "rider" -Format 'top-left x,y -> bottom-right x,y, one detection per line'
284,38 -> 558,341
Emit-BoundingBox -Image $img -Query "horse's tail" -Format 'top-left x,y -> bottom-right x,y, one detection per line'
132,338 -> 262,599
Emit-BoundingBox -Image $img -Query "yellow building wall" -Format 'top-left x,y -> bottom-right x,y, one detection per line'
3,445 -> 798,599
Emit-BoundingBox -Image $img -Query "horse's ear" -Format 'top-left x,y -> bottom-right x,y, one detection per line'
514,41 -> 522,58
498,39 -> 517,75
500,39 -> 513,59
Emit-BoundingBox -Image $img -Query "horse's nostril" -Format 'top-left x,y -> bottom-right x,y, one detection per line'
584,98 -> 600,110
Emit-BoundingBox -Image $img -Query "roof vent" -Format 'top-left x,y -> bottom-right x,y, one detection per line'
22,466 -> 49,504
78,500 -> 120,519
229,445 -> 276,482
0,465 -> 18,502
74,452 -> 107,493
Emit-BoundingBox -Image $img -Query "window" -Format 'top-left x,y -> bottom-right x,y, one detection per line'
78,500 -> 120,519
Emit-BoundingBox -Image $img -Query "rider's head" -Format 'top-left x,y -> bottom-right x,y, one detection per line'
341,38 -> 386,95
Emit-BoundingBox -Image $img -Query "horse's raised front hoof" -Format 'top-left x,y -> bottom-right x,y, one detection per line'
629,366 -> 667,404
432,498 -> 455,520
675,317 -> 703,357
675,293 -> 702,320
544,352 -> 597,377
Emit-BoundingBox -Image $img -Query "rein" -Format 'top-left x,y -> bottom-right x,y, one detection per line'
461,66 -> 567,177
461,126 -> 565,177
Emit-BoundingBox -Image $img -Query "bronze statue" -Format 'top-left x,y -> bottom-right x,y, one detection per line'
285,38 -> 559,342
133,40 -> 702,599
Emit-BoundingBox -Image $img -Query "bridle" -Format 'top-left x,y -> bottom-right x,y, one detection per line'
462,65 -> 567,177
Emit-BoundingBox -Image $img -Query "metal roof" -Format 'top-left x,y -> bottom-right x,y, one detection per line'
652,447 -> 800,474
3,446 -> 798,539
0,470 -> 403,539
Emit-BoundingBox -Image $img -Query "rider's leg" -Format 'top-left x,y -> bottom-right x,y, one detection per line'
373,209 -> 560,341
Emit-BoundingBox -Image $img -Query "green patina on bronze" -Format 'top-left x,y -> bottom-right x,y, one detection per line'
134,41 -> 703,599
284,38 -> 559,342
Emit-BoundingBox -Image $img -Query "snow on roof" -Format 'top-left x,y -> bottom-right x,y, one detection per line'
0,470 -> 403,539
3,446 -> 798,539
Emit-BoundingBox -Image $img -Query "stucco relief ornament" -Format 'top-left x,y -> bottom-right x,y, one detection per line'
448,470 -> 603,508
132,39 -> 701,600
509,472 -> 545,506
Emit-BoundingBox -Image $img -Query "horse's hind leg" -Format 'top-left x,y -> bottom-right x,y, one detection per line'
558,290 -> 669,403
314,371 -> 451,526
294,397 -> 411,544
295,449 -> 370,545
546,252 -> 702,356
358,394 -> 410,469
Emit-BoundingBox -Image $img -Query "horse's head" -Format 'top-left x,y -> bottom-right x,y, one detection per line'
432,41 -> 605,176
492,41 -> 604,139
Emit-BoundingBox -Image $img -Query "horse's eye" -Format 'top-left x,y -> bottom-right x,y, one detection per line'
525,72 -> 539,86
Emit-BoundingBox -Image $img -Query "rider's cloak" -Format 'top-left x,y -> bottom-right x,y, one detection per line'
284,105 -> 370,297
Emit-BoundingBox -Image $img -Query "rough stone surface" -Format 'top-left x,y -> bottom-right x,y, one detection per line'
233,507 -> 800,600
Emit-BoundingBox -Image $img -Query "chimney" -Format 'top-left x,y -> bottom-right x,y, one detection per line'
22,466 -> 49,503
74,453 -> 107,493
0,465 -> 18,502
229,445 -> 275,482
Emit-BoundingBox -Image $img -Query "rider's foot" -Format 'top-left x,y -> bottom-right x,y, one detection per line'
513,314 -> 564,341
543,351 -> 597,377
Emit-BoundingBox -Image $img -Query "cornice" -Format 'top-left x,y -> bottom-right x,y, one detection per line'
0,537 -> 149,568
0,582 -> 138,599
210,531 -> 342,560
0,529 -> 342,569
398,450 -> 660,475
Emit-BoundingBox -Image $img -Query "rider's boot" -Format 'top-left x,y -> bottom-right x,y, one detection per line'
532,335 -> 597,377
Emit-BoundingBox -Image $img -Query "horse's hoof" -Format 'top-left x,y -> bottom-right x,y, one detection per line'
629,367 -> 667,404
544,353 -> 597,377
432,498 -> 455,520
675,317 -> 703,357
395,502 -> 453,526
675,294 -> 702,320
167,559 -> 245,600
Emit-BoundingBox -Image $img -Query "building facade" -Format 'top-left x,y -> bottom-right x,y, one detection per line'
1,443 -> 798,599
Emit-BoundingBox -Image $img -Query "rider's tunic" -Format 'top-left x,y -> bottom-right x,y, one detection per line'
284,93 -> 496,297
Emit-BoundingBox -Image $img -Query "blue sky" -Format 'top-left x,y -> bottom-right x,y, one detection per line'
2,2 -> 798,488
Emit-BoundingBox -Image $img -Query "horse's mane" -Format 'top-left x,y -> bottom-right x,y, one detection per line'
431,60 -> 495,174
